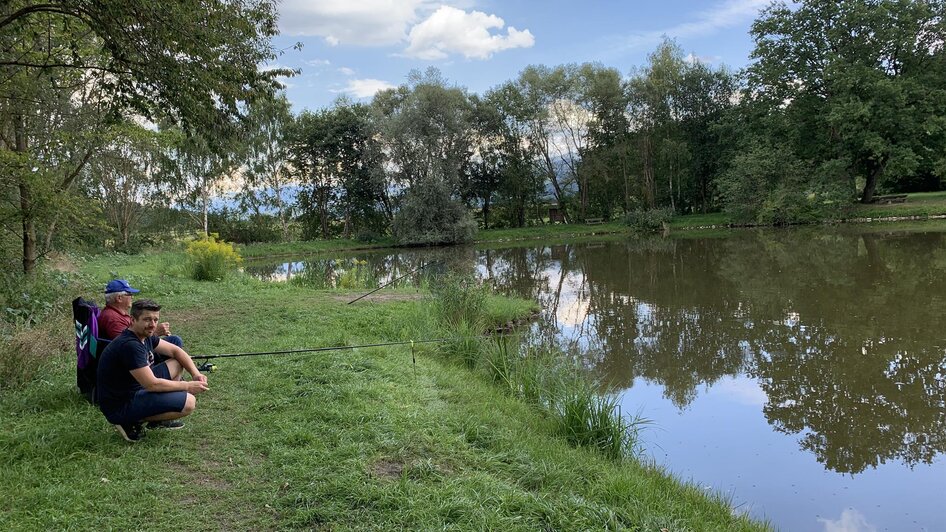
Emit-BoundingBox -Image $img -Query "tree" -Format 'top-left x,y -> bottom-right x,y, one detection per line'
748,0 -> 946,203
372,68 -> 478,244
87,122 -> 167,249
625,40 -> 737,213
0,0 -> 286,273
291,100 -> 385,240
165,128 -> 244,236
241,93 -> 297,240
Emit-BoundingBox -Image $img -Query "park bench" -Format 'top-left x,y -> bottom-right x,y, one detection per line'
585,217 -> 604,225
871,194 -> 907,204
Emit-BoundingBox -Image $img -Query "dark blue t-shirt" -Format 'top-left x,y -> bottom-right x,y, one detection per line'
96,329 -> 161,414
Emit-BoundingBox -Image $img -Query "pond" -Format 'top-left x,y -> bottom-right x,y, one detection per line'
246,223 -> 946,531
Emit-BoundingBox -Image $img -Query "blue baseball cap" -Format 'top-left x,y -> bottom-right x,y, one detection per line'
105,279 -> 141,294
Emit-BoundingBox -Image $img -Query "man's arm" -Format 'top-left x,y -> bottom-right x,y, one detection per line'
154,338 -> 206,383
130,365 -> 208,394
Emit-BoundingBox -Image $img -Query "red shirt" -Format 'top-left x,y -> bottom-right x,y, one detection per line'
98,305 -> 132,340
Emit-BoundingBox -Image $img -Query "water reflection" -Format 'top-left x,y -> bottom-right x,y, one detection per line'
473,229 -> 946,476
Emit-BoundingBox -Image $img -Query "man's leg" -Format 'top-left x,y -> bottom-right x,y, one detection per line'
143,393 -> 196,422
152,359 -> 183,381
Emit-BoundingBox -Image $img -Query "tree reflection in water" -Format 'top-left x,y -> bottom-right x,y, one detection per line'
477,227 -> 946,474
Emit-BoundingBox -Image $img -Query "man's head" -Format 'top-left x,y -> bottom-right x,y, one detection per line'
129,299 -> 162,338
104,279 -> 141,310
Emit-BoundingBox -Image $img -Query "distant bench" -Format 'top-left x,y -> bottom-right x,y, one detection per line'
872,194 -> 908,204
585,217 -> 604,225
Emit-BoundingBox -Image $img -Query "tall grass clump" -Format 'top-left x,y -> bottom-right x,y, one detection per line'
431,275 -> 489,367
550,373 -> 640,460
185,234 -> 243,281
481,337 -> 643,460
431,274 -> 487,330
430,275 -> 643,460
0,320 -> 69,390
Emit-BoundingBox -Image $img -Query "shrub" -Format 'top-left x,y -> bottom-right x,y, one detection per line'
393,180 -> 477,245
0,268 -> 78,325
624,207 -> 674,232
185,234 -> 243,281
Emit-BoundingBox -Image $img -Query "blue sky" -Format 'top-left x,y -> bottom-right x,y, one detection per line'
269,0 -> 771,113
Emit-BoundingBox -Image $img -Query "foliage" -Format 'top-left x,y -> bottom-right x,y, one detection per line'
292,100 -> 386,240
747,0 -> 946,203
719,141 -> 850,224
0,0 -> 287,273
185,234 -> 243,281
624,207 -> 674,232
208,208 -> 285,245
392,179 -> 477,245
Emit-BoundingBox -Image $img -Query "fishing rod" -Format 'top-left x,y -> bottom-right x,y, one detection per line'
191,334 -> 509,372
347,260 -> 442,304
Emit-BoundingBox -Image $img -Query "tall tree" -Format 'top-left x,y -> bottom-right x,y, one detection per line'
241,93 -> 296,240
0,0 -> 286,272
748,0 -> 946,203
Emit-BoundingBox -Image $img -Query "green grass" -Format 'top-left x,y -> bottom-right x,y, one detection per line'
1,255 -> 768,531
846,190 -> 946,219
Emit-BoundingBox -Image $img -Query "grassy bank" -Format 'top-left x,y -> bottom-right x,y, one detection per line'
1,253 -> 766,531
237,192 -> 946,260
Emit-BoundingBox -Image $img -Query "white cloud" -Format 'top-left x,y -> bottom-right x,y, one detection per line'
303,59 -> 331,67
618,0 -> 767,50
338,67 -> 356,76
278,0 -> 429,45
818,508 -> 878,532
685,53 -> 721,64
404,6 -> 534,60
342,78 -> 396,98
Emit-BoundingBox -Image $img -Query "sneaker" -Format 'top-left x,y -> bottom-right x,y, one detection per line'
146,419 -> 185,430
114,422 -> 145,442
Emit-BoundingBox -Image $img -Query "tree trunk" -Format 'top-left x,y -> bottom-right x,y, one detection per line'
14,115 -> 35,274
542,150 -> 571,223
202,186 -> 209,236
640,135 -> 655,209
860,160 -> 887,204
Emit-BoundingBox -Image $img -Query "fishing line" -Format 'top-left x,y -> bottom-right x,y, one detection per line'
347,260 -> 442,304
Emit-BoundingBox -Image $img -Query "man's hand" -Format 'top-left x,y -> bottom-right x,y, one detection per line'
156,322 -> 171,336
187,380 -> 209,394
191,371 -> 208,384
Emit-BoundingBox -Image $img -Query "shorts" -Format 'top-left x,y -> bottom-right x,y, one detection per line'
103,363 -> 188,425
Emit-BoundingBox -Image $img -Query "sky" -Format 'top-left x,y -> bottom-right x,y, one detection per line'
268,0 -> 772,113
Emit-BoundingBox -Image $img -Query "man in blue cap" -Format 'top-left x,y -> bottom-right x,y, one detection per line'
98,279 -> 183,350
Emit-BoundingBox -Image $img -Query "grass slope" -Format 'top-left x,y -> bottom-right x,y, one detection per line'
1,254 -> 767,531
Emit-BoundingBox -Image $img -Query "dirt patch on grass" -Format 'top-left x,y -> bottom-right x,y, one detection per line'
46,252 -> 79,273
331,293 -> 425,303
369,458 -> 405,479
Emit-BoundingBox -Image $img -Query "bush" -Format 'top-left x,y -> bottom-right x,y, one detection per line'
393,180 -> 477,245
185,234 -> 243,281
624,207 -> 674,232
0,268 -> 78,325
